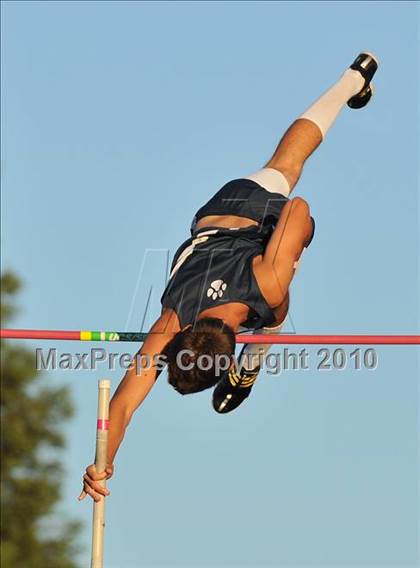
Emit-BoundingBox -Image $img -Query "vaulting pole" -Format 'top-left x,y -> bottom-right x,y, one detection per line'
1,328 -> 419,344
91,379 -> 111,568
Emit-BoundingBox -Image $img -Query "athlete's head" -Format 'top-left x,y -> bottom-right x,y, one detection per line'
163,317 -> 236,395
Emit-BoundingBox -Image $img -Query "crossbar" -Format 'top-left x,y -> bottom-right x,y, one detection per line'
1,329 -> 419,345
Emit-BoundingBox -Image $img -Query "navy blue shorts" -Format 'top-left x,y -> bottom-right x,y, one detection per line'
191,178 -> 289,234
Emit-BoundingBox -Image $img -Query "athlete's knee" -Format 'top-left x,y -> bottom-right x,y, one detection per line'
285,197 -> 313,250
290,196 -> 310,216
288,198 -> 315,254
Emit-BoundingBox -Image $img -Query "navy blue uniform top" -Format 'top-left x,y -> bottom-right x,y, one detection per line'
160,178 -> 291,330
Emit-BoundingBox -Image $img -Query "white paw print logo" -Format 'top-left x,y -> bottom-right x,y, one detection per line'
207,279 -> 227,301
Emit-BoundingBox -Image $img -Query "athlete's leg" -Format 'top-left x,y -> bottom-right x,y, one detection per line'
264,119 -> 323,192
271,292 -> 289,326
247,53 -> 378,195
212,294 -> 290,414
238,293 -> 289,372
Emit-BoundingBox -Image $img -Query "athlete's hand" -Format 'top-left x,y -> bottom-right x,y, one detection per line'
78,463 -> 114,502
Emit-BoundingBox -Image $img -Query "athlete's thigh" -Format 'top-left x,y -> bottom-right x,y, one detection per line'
271,292 -> 289,324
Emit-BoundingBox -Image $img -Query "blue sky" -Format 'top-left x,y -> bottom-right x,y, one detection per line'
1,1 -> 418,567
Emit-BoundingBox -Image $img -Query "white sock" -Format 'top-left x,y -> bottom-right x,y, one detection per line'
299,69 -> 365,138
240,319 -> 286,371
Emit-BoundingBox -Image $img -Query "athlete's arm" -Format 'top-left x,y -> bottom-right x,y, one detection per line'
79,310 -> 178,502
106,317 -> 176,463
261,197 -> 312,304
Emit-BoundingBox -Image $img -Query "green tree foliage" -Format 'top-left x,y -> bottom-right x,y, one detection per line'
1,271 -> 81,568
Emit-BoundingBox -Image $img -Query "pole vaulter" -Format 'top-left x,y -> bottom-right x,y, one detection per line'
5,52 -> 419,568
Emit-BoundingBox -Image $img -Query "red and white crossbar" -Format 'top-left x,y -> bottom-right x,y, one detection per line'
1,329 -> 419,345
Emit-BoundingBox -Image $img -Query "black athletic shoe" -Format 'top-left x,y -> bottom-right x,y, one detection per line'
347,52 -> 379,109
212,366 -> 260,414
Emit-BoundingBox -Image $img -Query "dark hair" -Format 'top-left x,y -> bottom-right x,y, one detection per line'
163,317 -> 236,395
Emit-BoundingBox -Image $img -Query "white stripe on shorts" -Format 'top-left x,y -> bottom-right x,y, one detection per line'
245,167 -> 291,197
